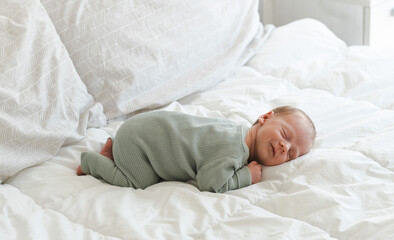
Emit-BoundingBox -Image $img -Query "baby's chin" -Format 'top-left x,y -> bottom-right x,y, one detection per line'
258,158 -> 281,166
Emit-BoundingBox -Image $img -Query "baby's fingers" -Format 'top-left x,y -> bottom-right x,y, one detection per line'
257,163 -> 263,170
248,161 -> 258,166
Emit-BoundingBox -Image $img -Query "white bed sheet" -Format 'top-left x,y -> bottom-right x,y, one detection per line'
2,19 -> 394,240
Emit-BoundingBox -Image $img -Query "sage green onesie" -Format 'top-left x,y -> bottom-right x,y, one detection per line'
81,111 -> 251,193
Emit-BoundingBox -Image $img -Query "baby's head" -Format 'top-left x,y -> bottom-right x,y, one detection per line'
248,106 -> 316,166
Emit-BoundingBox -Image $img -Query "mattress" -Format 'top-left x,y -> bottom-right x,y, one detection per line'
2,1 -> 394,239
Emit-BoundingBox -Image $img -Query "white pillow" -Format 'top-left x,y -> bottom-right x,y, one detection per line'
247,18 -> 347,84
0,0 -> 106,182
41,0 -> 266,120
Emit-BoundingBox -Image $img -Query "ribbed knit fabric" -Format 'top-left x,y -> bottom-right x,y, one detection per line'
81,111 -> 251,193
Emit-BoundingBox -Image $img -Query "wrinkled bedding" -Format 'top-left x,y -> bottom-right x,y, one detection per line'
1,7 -> 394,240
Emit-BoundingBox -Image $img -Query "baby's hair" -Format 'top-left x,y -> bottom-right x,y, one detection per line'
253,106 -> 316,143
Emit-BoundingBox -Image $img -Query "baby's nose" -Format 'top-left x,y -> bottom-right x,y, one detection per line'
280,140 -> 290,153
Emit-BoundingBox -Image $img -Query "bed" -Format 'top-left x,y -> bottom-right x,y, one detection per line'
1,0 -> 394,239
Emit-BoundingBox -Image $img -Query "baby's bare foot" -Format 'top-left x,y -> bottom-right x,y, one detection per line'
76,165 -> 85,176
100,138 -> 114,161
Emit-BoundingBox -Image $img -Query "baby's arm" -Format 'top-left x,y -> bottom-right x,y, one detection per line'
247,161 -> 263,184
196,159 -> 252,193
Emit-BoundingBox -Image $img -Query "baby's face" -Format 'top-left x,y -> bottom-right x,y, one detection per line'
254,112 -> 313,166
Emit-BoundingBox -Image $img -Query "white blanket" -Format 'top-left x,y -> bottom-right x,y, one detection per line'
2,14 -> 394,240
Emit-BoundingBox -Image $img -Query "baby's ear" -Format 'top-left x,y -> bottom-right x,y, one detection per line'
259,111 -> 274,124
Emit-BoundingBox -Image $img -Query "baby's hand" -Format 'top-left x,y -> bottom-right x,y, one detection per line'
247,161 -> 263,184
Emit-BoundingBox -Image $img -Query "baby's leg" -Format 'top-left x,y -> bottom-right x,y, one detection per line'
112,119 -> 160,189
77,138 -> 114,176
80,152 -> 135,187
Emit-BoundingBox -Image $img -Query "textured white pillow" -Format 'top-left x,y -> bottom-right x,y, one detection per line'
247,19 -> 347,79
0,0 -> 106,182
41,0 -> 266,120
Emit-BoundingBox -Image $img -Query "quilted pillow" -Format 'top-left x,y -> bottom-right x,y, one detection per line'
0,0 -> 106,182
41,0 -> 266,120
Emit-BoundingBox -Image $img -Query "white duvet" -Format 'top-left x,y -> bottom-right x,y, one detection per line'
2,19 -> 394,239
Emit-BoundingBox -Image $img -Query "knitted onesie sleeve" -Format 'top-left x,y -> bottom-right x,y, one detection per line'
196,157 -> 251,193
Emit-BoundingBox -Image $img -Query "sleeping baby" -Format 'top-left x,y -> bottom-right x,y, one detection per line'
77,106 -> 316,193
